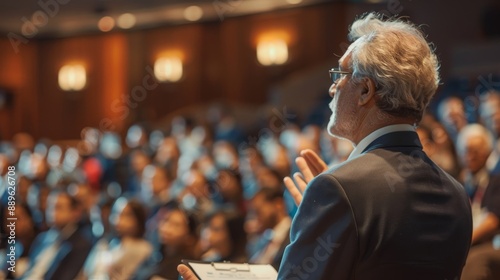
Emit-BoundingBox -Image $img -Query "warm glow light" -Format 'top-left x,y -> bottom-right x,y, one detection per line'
117,13 -> 136,29
257,39 -> 288,66
98,16 -> 115,32
184,6 -> 203,22
58,65 -> 86,91
287,0 -> 303,4
154,57 -> 183,82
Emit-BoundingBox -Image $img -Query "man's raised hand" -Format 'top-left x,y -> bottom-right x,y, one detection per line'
283,149 -> 328,206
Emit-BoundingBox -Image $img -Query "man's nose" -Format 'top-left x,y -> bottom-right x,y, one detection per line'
329,83 -> 337,98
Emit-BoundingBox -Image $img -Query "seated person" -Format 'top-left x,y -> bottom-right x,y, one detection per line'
83,197 -> 152,280
200,210 -> 247,263
0,203 -> 38,279
459,120 -> 500,280
20,190 -> 93,280
249,187 -> 291,270
136,202 -> 199,280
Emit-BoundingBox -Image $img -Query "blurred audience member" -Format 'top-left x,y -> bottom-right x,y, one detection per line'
140,164 -> 173,217
249,188 -> 291,270
438,96 -> 468,143
239,146 -> 266,198
83,198 -> 152,280
301,124 -> 322,154
79,128 -> 104,192
213,140 -> 240,170
319,130 -> 353,165
479,90 -> 500,174
27,182 -> 51,232
263,142 -> 291,179
0,203 -> 38,279
88,196 -> 115,240
125,124 -> 149,151
254,166 -> 283,191
178,169 -> 214,219
459,125 -> 500,280
418,114 -> 461,178
213,169 -> 245,212
456,124 -> 494,201
154,136 -> 180,181
125,149 -> 151,195
480,90 -> 500,139
200,210 -> 247,263
16,176 -> 32,204
21,191 -> 92,280
138,204 -> 199,280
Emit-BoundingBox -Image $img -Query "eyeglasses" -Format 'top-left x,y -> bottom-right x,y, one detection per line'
328,68 -> 352,84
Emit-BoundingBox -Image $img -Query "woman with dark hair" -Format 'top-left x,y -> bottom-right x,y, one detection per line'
136,202 -> 200,280
214,169 -> 246,216
82,197 -> 152,280
201,210 -> 248,263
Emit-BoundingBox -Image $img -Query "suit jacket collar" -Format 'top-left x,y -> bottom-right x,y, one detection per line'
361,130 -> 423,155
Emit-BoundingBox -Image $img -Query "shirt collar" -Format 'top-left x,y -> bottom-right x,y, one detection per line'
348,124 -> 416,160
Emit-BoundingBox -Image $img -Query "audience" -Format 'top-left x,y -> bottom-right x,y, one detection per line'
2,87 -> 500,279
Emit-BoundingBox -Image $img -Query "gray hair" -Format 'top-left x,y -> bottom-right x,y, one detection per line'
347,13 -> 440,121
456,124 -> 494,158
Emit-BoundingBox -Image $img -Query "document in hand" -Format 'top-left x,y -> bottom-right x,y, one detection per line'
182,260 -> 278,280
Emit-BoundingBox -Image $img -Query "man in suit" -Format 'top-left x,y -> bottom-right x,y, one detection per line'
178,12 -> 472,280
21,190 -> 93,280
277,12 -> 472,280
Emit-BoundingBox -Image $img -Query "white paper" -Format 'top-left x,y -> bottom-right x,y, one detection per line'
187,262 -> 278,280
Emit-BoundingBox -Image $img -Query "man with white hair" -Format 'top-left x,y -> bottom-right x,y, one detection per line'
456,124 -> 494,203
178,12 -> 472,280
457,124 -> 500,280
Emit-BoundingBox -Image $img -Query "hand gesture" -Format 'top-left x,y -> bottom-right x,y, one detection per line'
283,149 -> 328,206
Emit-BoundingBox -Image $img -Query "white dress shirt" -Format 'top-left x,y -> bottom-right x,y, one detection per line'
348,124 -> 416,160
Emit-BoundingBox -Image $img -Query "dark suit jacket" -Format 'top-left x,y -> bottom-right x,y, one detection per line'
22,226 -> 92,280
278,131 -> 472,280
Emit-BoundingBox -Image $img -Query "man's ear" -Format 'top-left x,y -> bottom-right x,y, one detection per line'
358,77 -> 377,106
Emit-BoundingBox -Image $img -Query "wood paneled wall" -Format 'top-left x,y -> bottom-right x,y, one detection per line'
0,2 -> 348,140
0,40 -> 39,139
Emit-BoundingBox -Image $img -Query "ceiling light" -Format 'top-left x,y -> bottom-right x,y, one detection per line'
117,13 -> 136,29
98,16 -> 115,32
184,6 -> 203,22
